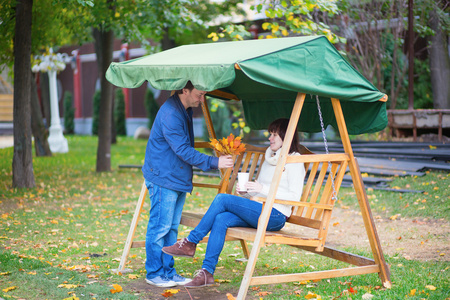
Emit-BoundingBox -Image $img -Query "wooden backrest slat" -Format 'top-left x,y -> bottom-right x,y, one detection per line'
248,153 -> 261,180
295,161 -> 319,216
314,163 -> 339,220
305,162 -> 328,218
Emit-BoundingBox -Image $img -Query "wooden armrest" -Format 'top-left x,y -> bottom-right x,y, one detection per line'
252,197 -> 333,210
192,182 -> 221,189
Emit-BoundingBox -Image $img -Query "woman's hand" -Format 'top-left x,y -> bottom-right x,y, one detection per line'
245,181 -> 263,194
235,183 -> 247,195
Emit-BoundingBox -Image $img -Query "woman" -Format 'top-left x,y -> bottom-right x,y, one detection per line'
162,118 -> 306,288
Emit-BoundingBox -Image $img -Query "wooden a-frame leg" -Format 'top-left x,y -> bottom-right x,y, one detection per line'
239,240 -> 250,259
236,93 -> 305,300
111,181 -> 147,274
331,98 -> 391,286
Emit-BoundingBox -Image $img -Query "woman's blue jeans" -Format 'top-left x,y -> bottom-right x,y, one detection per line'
187,193 -> 286,275
145,180 -> 186,279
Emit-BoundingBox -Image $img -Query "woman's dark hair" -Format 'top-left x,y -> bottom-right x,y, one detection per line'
268,118 -> 301,154
176,81 -> 194,94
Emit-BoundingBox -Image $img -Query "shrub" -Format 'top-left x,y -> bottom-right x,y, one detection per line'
145,88 -> 159,129
92,90 -> 101,135
114,89 -> 127,136
63,91 -> 75,134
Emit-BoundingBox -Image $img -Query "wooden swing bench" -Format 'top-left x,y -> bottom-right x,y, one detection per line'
114,95 -> 390,299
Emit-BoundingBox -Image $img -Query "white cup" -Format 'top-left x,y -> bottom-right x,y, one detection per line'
238,172 -> 250,191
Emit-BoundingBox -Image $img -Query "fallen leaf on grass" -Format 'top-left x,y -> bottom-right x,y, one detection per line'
63,296 -> 80,300
361,292 -> 374,299
256,291 -> 272,296
304,291 -> 322,299
215,278 -> 231,283
128,274 -> 139,279
409,289 -> 416,296
226,293 -> 236,300
425,285 -> 436,291
161,290 -> 176,297
348,287 -> 357,294
58,284 -> 82,289
2,286 -> 17,292
0,272 -> 11,276
110,284 -> 123,294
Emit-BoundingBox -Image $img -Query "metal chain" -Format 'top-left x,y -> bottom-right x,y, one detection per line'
315,95 -> 338,201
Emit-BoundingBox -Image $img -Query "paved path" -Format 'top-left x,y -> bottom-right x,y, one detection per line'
0,135 -> 13,149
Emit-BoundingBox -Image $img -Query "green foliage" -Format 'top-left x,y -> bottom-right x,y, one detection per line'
63,91 -> 75,134
144,88 -> 159,129
253,0 -> 343,42
91,90 -> 101,135
114,88 -> 127,136
203,98 -> 232,140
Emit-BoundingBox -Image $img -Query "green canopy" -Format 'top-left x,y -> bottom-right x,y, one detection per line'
106,36 -> 388,134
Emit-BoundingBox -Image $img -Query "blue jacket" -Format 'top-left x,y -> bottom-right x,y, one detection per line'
142,93 -> 219,193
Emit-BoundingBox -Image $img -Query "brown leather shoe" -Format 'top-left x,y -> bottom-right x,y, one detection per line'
162,238 -> 196,257
185,269 -> 215,288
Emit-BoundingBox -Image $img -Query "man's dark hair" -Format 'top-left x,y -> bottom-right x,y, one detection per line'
177,81 -> 194,94
268,118 -> 302,154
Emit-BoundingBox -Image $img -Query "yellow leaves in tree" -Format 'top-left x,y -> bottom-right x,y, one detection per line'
110,284 -> 123,294
209,133 -> 246,156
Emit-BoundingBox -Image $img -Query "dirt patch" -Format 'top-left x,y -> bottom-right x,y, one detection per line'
325,207 -> 450,262
125,281 -> 237,300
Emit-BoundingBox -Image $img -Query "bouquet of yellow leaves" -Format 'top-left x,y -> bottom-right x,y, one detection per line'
209,133 -> 246,156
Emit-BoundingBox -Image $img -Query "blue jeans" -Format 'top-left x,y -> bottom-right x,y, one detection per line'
187,193 -> 286,275
145,180 -> 186,279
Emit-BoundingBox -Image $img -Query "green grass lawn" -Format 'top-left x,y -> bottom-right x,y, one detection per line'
0,136 -> 449,299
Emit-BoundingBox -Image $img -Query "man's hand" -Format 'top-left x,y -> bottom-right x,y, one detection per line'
218,155 -> 234,169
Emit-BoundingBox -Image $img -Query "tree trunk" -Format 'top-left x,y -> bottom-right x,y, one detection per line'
12,0 -> 35,188
93,26 -> 114,172
429,8 -> 450,109
161,27 -> 176,50
31,72 -> 52,156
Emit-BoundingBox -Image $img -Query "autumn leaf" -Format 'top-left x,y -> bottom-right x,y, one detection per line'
161,291 -> 174,297
2,286 -> 17,292
164,289 -> 180,294
362,293 -> 374,299
348,287 -> 357,294
63,296 -> 80,300
215,278 -> 231,283
226,293 -> 236,300
110,284 -> 123,294
409,289 -> 416,296
425,285 -> 436,290
209,133 -> 246,156
304,291 -> 322,299
128,274 -> 139,279
58,284 -> 81,289
256,291 -> 272,296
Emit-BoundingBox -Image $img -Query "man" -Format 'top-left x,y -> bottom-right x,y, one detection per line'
142,81 -> 234,287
